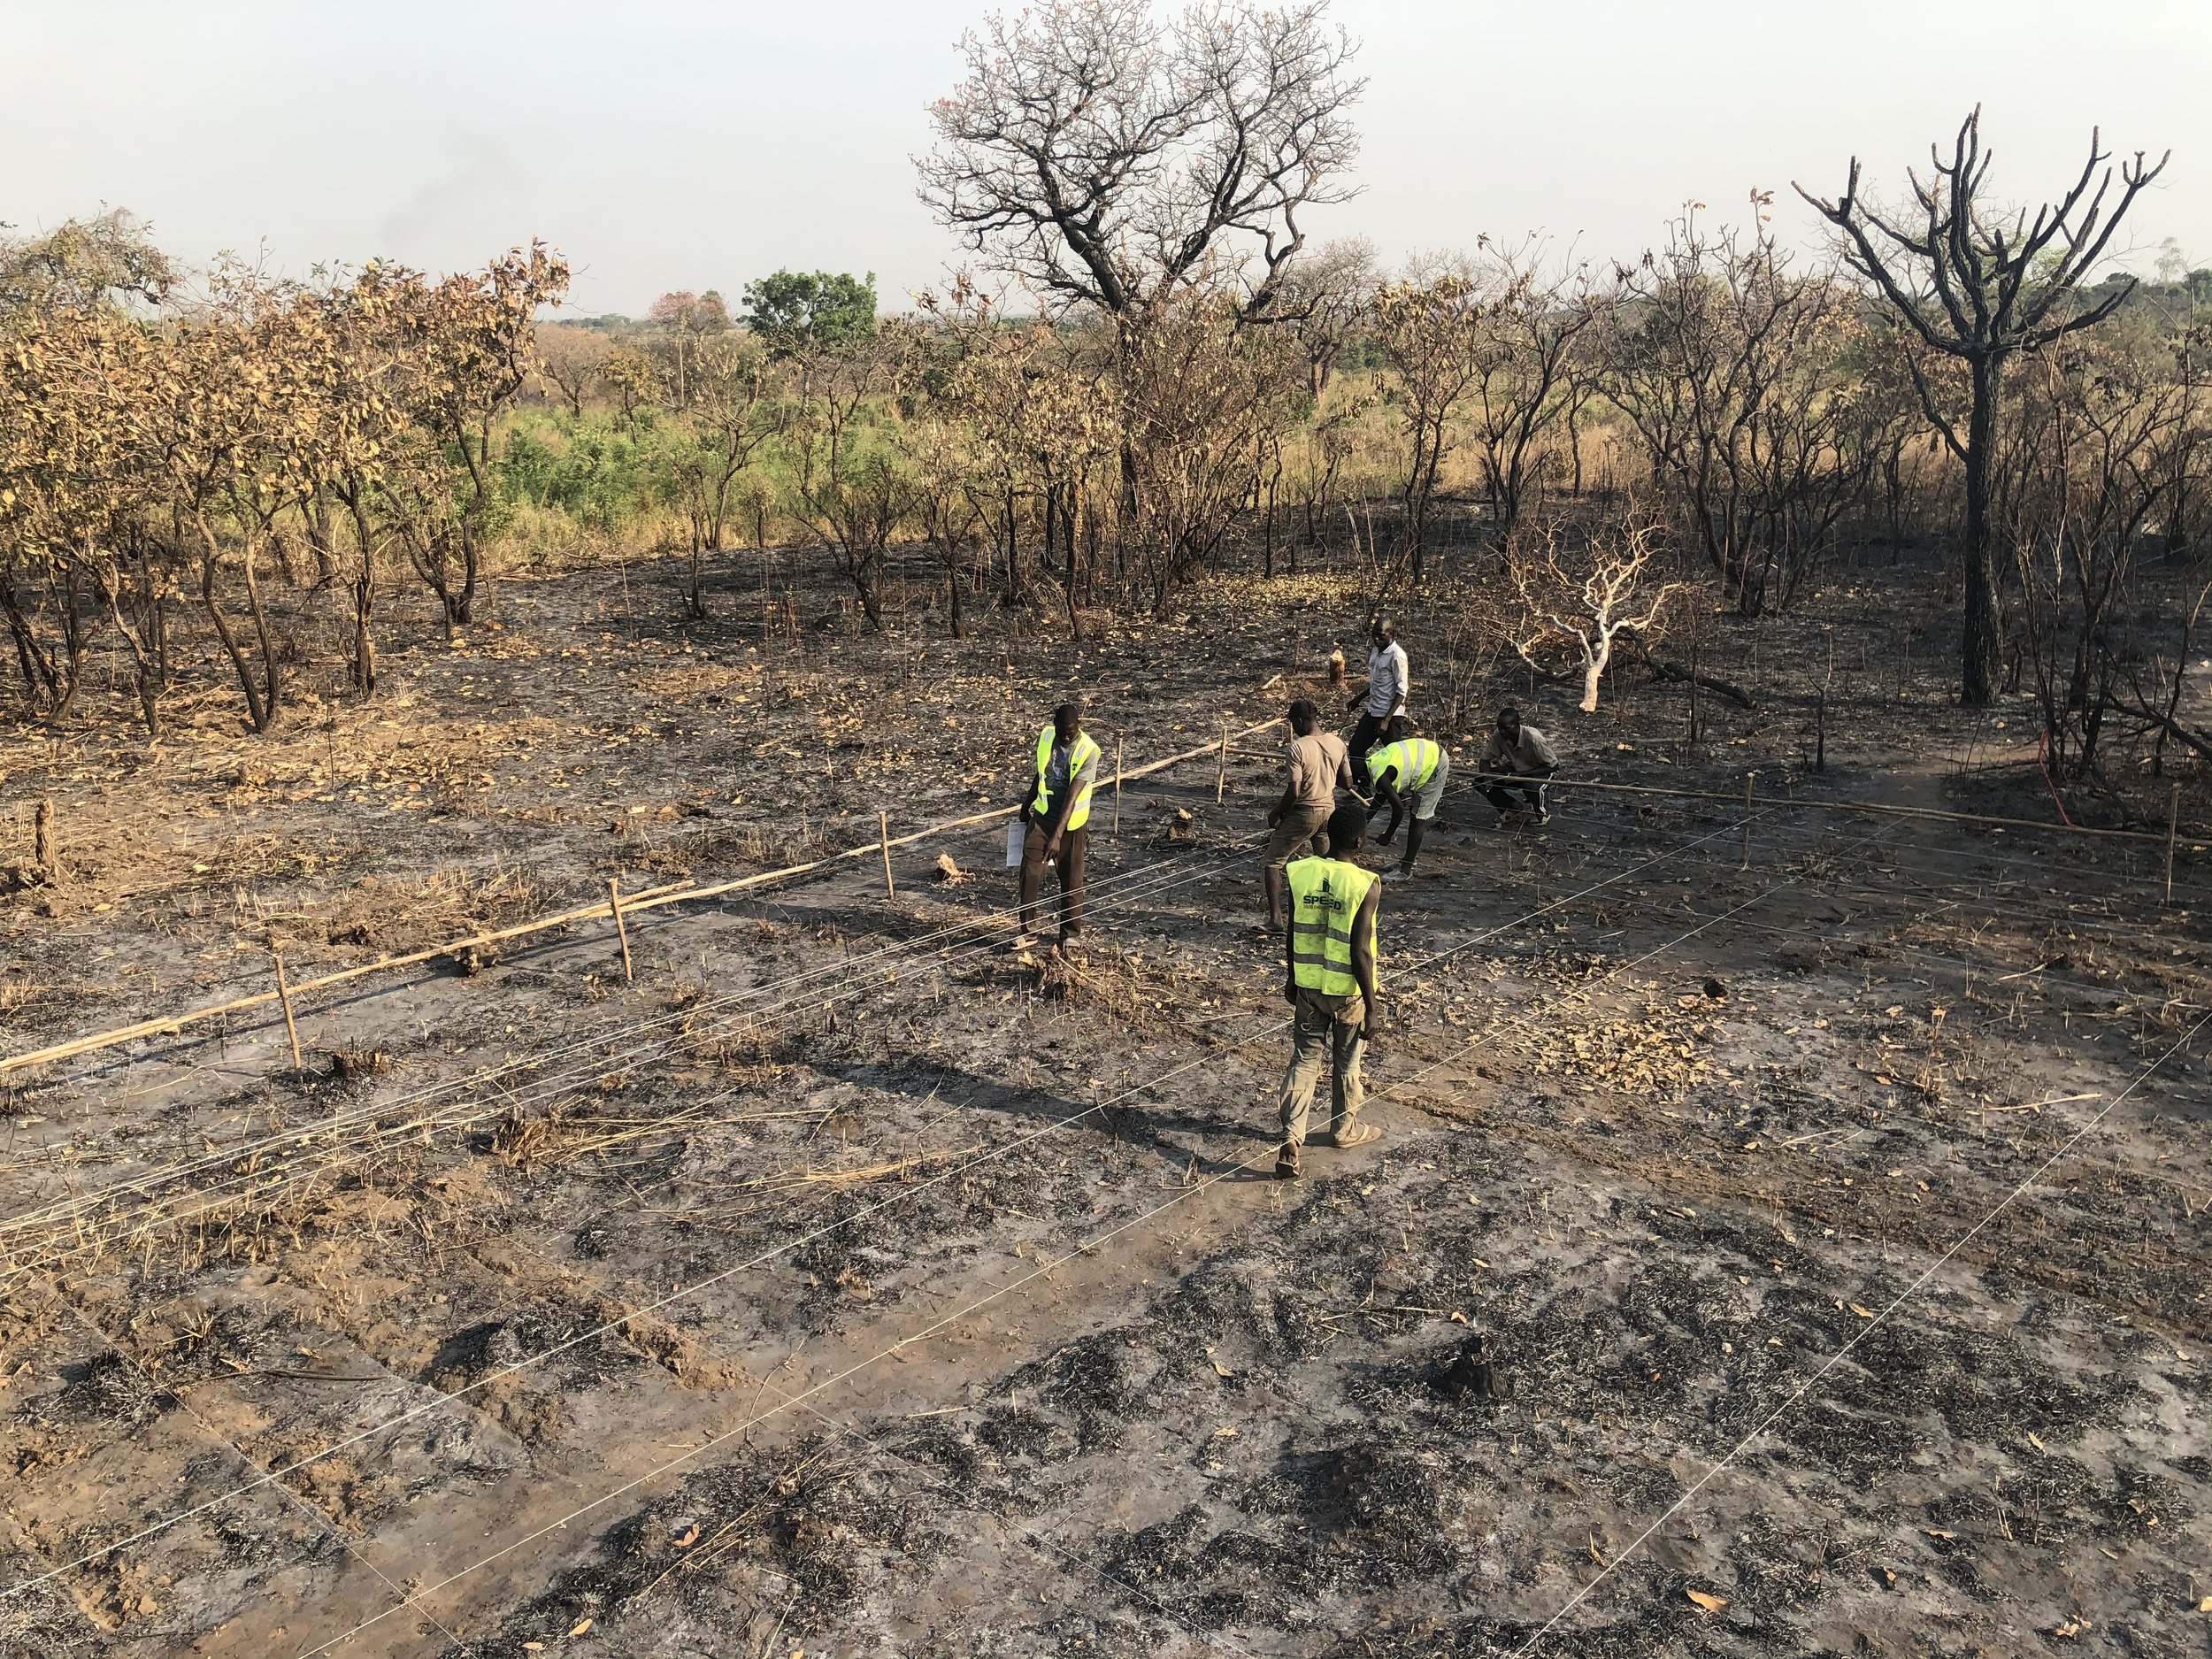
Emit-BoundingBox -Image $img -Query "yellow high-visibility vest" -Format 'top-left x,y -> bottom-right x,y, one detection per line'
1032,726 -> 1102,831
1285,856 -> 1380,997
1369,737 -> 1440,793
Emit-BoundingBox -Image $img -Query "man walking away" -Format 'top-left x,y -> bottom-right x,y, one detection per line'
1015,702 -> 1099,950
1366,715 -> 1450,880
1480,705 -> 1558,825
1264,697 -> 1352,932
1345,618 -> 1409,786
1277,802 -> 1385,1179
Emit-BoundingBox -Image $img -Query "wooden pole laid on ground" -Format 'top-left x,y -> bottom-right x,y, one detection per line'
272,946 -> 303,1071
1216,720 -> 1229,803
608,879 -> 634,985
34,798 -> 56,883
2165,784 -> 2181,903
1741,772 -> 1755,868
877,810 -> 895,899
1113,734 -> 1125,838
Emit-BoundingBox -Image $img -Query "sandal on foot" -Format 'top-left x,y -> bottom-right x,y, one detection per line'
1332,1123 -> 1382,1149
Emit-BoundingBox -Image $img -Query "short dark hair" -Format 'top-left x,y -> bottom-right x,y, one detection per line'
1497,705 -> 1521,726
1288,697 -> 1318,734
1326,802 -> 1369,853
1053,702 -> 1081,730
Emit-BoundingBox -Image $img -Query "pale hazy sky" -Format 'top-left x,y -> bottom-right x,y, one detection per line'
4,0 -> 2206,315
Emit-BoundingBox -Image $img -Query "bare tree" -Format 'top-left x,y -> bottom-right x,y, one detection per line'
536,324 -> 611,418
919,1 -> 1363,327
1509,514 -> 1682,713
1371,266 -> 1484,580
1464,244 -> 1608,552
1604,206 -> 1866,616
1797,108 -> 2169,704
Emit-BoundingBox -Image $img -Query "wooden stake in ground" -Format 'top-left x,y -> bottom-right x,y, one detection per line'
1816,690 -> 1827,773
1741,772 -> 1756,868
877,810 -> 895,899
1113,733 -> 1125,839
271,946 -> 303,1071
609,878 -> 634,985
2165,784 -> 2181,903
1216,719 -> 1229,803
34,798 -> 57,883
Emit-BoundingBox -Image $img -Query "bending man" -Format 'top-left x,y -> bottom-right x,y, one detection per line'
1479,705 -> 1557,825
1016,702 -> 1099,950
1366,716 -> 1450,880
1277,801 -> 1385,1179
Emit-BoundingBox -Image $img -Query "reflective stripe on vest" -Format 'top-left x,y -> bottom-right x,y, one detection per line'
1284,856 -> 1380,997
1033,726 -> 1102,831
1371,738 -> 1440,793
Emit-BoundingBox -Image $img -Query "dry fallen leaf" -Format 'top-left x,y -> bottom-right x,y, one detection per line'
1685,1588 -> 1728,1612
1848,1303 -> 1876,1319
566,1617 -> 593,1637
673,1525 -> 698,1548
1211,1358 -> 1234,1379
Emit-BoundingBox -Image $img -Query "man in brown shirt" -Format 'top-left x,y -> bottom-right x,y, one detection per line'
1264,697 -> 1353,932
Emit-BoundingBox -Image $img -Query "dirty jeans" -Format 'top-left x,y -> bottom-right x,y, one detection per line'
1019,814 -> 1087,938
1279,986 -> 1365,1151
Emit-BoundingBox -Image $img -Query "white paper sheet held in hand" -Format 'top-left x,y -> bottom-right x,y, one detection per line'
1006,821 -> 1024,867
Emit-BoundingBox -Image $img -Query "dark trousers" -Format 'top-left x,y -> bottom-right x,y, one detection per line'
1483,772 -> 1552,815
1020,816 -> 1087,937
1348,711 -> 1390,787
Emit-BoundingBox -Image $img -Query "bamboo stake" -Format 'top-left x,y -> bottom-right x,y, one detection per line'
272,947 -> 303,1071
1216,719 -> 1229,803
0,720 -> 1286,1077
1113,733 -> 1124,839
33,798 -> 56,883
1741,772 -> 1755,868
877,810 -> 895,898
2165,784 -> 2181,904
609,879 -> 634,985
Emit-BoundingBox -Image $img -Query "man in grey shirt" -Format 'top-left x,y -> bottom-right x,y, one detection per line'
1479,705 -> 1559,824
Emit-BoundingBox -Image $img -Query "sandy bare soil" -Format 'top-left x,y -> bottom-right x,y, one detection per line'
2,549 -> 2208,1659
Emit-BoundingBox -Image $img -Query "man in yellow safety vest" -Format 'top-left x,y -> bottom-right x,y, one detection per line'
1365,715 -> 1450,881
1277,801 -> 1385,1179
1015,702 -> 1101,951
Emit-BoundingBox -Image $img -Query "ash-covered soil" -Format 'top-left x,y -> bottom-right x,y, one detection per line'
3,545 -> 2208,1658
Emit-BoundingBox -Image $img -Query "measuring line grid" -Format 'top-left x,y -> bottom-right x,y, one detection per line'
531,810 -> 2189,1651
21,801 -> 2177,1655
0,800 -> 1769,1620
0,816 -> 1277,1276
0,776 -> 1804,1281
0,770 -> 1258,1236
278,813 -> 1869,1655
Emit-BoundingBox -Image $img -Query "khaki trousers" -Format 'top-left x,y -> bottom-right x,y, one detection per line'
1279,985 -> 1365,1149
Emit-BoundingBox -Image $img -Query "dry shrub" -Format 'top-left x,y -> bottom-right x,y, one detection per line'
313,864 -> 546,957
1038,949 -> 1175,1034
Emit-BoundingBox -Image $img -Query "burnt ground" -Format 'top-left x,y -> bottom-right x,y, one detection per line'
1,545 -> 2208,1659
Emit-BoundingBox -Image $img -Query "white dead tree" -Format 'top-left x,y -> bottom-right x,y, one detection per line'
1509,518 -> 1681,712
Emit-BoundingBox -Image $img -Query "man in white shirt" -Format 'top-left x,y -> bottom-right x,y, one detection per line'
1345,618 -> 1408,786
